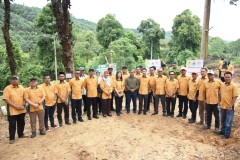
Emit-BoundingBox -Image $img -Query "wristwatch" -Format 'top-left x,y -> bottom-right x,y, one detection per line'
37,102 -> 41,105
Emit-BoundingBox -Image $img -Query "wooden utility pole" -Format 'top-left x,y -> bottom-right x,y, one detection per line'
200,0 -> 211,59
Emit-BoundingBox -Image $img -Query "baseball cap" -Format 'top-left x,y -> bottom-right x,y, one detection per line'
79,67 -> 85,71
11,75 -> 19,80
181,67 -> 187,71
207,70 -> 214,75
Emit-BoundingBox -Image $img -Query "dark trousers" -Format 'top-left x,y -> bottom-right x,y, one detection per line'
166,97 -> 176,115
189,99 -> 198,121
154,95 -> 166,113
147,91 -> 154,111
178,95 -> 188,116
82,95 -> 87,112
115,96 -> 123,113
97,97 -> 102,113
221,108 -> 234,136
57,103 -> 70,124
87,97 -> 98,117
139,94 -> 148,112
206,104 -> 220,128
111,92 -> 115,110
44,105 -> 56,127
126,91 -> 137,112
71,99 -> 82,121
102,99 -> 111,115
8,113 -> 25,140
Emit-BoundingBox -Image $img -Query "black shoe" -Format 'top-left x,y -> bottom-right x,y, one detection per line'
188,119 -> 195,124
65,122 -> 71,125
127,110 -> 130,114
59,124 -> 63,127
182,115 -> 187,119
111,108 -> 116,111
73,120 -> 77,124
152,112 -> 158,115
31,132 -> 36,138
176,114 -> 182,118
217,131 -> 224,135
93,116 -> 99,119
162,113 -> 167,116
222,135 -> 230,139
133,110 -> 136,113
107,114 -> 112,117
103,114 -> 107,117
171,114 -> 174,118
167,114 -> 171,117
138,111 -> 142,115
143,111 -> 147,115
188,118 -> 192,121
88,117 -> 92,120
120,112 -> 123,114
78,118 -> 84,122
117,113 -> 120,116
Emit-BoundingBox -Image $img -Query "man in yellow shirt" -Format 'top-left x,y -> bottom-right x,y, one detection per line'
138,68 -> 150,115
165,71 -> 179,117
201,70 -> 221,132
55,72 -> 71,126
41,75 -> 58,131
83,69 -> 99,120
153,68 -> 167,116
218,58 -> 224,78
177,67 -> 191,119
197,68 -> 209,125
147,67 -> 156,112
218,72 -> 239,139
69,70 -> 84,122
3,76 -> 27,144
24,77 -> 46,138
135,66 -> 142,79
188,72 -> 199,123
227,61 -> 234,75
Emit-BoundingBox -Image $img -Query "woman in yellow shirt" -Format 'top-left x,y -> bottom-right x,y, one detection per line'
114,72 -> 125,116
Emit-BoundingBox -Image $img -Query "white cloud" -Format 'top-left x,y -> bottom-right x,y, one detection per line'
15,0 -> 240,41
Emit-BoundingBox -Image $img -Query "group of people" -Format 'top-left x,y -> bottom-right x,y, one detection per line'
2,62 -> 238,144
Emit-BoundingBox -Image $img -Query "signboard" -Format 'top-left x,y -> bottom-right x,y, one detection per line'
95,63 -> 117,75
145,59 -> 161,70
186,59 -> 204,76
65,73 -> 72,79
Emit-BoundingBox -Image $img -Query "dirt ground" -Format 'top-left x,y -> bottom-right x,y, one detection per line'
0,78 -> 240,160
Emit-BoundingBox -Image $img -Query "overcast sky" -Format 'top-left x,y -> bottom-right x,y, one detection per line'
15,0 -> 240,41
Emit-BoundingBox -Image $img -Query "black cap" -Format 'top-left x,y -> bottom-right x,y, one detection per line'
122,66 -> 127,69
11,75 -> 19,80
30,77 -> 38,81
89,68 -> 94,72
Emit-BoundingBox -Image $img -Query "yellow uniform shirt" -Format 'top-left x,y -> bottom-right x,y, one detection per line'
100,79 -> 113,99
148,75 -> 156,92
3,84 -> 26,116
40,83 -> 56,106
139,76 -> 150,95
201,79 -> 221,104
154,75 -> 167,95
55,81 -> 71,103
165,79 -> 179,98
220,82 -> 238,109
122,73 -> 129,82
218,60 -> 223,69
24,87 -> 46,112
83,76 -> 98,98
114,80 -> 125,91
187,79 -> 199,100
69,78 -> 83,99
227,65 -> 234,74
135,73 -> 142,80
198,77 -> 209,101
177,75 -> 191,96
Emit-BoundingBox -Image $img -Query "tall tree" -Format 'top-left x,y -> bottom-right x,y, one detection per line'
51,0 -> 74,73
96,14 -> 124,49
137,19 -> 165,59
1,0 -> 17,75
171,9 -> 201,53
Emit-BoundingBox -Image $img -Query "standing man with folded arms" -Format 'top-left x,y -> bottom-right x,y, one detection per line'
125,69 -> 139,113
41,75 -> 58,131
69,70 -> 84,123
177,67 -> 191,119
24,77 -> 46,138
218,72 -> 239,139
3,75 -> 27,144
138,68 -> 150,115
153,68 -> 167,116
83,68 -> 99,120
55,72 -> 71,126
165,71 -> 179,117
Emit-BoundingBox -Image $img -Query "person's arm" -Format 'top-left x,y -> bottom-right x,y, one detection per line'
125,78 -> 131,91
4,99 -> 24,110
100,79 -> 110,95
134,78 -> 140,91
24,90 -> 38,108
165,81 -> 170,97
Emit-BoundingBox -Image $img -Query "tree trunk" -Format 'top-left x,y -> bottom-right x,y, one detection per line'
51,0 -> 74,73
1,0 -> 17,75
